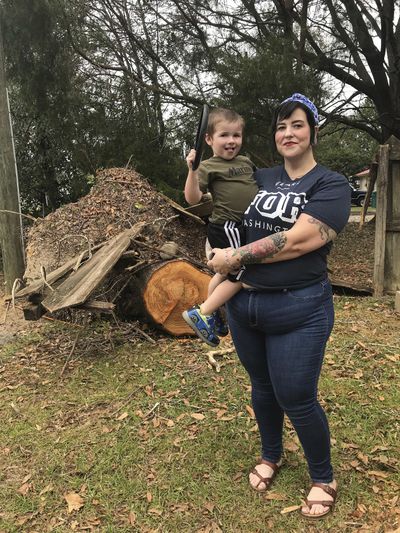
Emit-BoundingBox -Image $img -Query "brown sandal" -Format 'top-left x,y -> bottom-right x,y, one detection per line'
249,459 -> 280,492
301,482 -> 337,519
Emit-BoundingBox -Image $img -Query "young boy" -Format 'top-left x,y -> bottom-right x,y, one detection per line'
182,108 -> 257,347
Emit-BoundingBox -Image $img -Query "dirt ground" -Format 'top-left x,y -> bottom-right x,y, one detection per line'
0,274 -> 44,346
328,217 -> 375,289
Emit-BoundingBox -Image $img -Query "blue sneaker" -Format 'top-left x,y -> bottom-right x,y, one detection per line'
182,305 -> 220,347
213,308 -> 229,337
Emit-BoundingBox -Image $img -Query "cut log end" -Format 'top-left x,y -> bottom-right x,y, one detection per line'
123,259 -> 211,336
143,260 -> 211,335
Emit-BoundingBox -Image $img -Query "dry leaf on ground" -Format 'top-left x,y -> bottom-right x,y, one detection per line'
64,492 -> 85,513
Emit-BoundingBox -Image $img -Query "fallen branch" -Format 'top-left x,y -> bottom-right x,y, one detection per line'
208,353 -> 221,372
158,192 -> 205,225
128,323 -> 156,344
59,317 -> 89,377
0,209 -> 38,222
40,266 -> 55,292
111,386 -> 143,417
11,278 -> 25,309
207,347 -> 235,357
145,402 -> 160,419
207,346 -> 235,372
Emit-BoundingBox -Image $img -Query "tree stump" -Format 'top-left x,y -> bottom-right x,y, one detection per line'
119,259 -> 211,335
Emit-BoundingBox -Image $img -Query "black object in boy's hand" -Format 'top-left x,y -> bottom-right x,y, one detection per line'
192,104 -> 209,171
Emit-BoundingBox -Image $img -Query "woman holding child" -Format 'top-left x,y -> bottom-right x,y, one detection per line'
207,94 -> 351,519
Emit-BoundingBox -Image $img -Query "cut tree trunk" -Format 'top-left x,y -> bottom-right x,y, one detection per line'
119,259 -> 211,336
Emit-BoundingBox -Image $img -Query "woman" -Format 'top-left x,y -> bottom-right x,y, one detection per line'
207,93 -> 351,519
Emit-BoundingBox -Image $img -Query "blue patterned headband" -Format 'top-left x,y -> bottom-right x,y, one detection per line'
280,93 -> 319,125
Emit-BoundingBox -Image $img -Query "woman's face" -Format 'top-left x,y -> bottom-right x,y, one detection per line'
274,108 -> 313,161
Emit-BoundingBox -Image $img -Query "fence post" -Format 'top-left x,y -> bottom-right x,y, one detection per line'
373,144 -> 389,296
385,136 -> 400,293
373,136 -> 400,296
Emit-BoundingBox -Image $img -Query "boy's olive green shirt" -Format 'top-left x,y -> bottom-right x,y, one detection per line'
198,155 -> 258,224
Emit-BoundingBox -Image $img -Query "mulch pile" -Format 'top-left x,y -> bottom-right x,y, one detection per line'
24,167 -> 207,282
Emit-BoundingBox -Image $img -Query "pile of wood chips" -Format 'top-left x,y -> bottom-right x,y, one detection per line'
24,167 -> 207,282
12,167 -> 212,336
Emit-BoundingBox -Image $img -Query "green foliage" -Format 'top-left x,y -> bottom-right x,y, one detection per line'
0,0 -> 386,213
2,0 -> 91,213
317,123 -> 378,177
2,0 -> 188,213
213,43 -> 326,166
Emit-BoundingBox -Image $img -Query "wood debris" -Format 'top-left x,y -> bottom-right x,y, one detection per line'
7,167 -> 212,337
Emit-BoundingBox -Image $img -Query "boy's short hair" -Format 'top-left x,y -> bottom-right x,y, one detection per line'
207,108 -> 245,136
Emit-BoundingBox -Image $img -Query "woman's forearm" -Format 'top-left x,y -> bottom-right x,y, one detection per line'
207,215 -> 337,275
232,232 -> 288,265
233,217 -> 336,266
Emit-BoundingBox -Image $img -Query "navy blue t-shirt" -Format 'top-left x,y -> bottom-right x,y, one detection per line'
240,164 -> 351,290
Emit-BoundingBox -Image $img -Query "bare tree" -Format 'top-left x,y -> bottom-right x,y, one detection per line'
66,0 -> 399,142
271,0 -> 400,141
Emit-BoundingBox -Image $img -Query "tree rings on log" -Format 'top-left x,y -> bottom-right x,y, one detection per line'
120,259 -> 211,336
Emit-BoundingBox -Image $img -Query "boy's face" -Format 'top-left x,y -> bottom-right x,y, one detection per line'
205,120 -> 243,160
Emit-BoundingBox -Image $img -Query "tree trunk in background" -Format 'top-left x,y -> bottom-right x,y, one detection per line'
0,22 -> 25,294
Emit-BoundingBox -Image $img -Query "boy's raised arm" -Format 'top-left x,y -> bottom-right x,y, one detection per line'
184,148 -> 203,205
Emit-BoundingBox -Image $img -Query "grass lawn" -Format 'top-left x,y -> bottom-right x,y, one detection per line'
0,295 -> 399,532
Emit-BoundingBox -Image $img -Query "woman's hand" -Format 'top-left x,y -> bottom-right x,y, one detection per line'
207,247 -> 241,275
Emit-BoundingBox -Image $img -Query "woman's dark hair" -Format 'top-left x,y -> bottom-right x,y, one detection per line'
271,101 -> 317,147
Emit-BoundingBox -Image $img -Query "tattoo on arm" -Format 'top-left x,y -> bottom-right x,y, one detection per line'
308,217 -> 337,243
232,232 -> 287,265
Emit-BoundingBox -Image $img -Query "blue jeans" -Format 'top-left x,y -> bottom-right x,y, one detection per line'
226,278 -> 334,483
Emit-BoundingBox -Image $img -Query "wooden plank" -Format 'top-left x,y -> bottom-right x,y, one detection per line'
185,198 -> 214,218
384,151 -> 400,291
373,144 -> 390,296
6,242 -> 104,301
42,223 -> 145,313
330,276 -> 372,295
78,300 -> 115,313
386,220 -> 400,232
